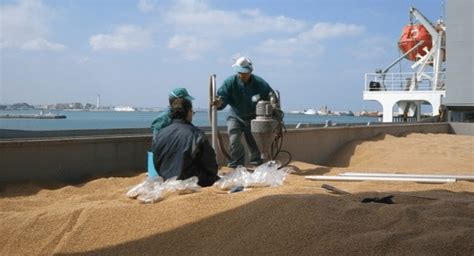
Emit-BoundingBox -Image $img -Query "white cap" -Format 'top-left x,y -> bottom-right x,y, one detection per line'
232,56 -> 253,73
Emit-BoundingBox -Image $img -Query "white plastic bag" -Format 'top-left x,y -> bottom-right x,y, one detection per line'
251,161 -> 293,187
215,161 -> 292,190
126,176 -> 201,204
214,166 -> 251,190
161,176 -> 201,195
126,176 -> 163,198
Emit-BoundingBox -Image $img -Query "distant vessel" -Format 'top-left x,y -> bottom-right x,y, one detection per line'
303,108 -> 317,115
359,110 -> 382,117
289,110 -> 304,114
317,105 -> 330,115
301,106 -> 354,116
114,106 -> 135,112
334,110 -> 354,116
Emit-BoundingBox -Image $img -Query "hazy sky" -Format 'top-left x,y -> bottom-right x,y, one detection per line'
1,0 -> 443,111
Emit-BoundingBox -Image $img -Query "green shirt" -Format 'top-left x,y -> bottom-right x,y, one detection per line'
217,74 -> 273,121
151,107 -> 172,138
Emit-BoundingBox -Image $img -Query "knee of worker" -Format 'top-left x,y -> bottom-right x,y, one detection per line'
228,126 -> 242,142
227,120 -> 242,133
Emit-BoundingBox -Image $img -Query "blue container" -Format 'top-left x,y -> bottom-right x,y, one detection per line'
147,151 -> 159,177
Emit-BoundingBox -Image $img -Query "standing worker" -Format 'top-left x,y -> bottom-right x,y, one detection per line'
213,56 -> 274,168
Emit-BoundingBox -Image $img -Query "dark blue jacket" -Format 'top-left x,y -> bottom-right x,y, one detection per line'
152,119 -> 219,187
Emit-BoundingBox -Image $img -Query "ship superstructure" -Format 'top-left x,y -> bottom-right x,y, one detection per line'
363,6 -> 446,122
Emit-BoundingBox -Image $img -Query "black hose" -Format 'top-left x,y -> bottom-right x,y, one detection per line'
277,150 -> 292,169
270,109 -> 292,169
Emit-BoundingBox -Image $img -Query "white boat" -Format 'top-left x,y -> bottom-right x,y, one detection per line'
303,108 -> 317,115
114,106 -> 136,112
317,105 -> 330,115
334,110 -> 354,116
289,110 -> 304,114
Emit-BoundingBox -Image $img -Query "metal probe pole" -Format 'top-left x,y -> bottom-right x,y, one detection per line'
210,74 -> 218,163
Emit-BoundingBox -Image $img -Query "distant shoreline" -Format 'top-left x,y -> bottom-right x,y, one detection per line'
0,114 -> 67,119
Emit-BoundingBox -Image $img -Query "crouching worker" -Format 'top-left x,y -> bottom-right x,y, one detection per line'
152,97 -> 220,187
151,88 -> 195,142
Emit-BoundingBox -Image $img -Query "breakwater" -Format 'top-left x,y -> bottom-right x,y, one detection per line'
0,114 -> 66,119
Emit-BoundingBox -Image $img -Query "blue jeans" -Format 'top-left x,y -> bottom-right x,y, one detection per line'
227,118 -> 262,168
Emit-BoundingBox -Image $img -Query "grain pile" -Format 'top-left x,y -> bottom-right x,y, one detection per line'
1,133 -> 473,255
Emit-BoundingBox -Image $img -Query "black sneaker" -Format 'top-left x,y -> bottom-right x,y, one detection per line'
227,163 -> 243,169
249,160 -> 263,166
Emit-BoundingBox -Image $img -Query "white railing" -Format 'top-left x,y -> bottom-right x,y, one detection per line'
364,72 -> 445,92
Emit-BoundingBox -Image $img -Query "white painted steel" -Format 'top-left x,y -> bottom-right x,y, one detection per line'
363,90 -> 445,122
379,40 -> 425,75
305,175 -> 456,183
341,172 -> 474,181
364,72 -> 446,92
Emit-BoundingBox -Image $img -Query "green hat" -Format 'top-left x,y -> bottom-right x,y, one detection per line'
169,88 -> 194,101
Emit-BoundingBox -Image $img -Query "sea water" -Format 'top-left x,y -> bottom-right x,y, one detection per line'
0,110 -> 378,131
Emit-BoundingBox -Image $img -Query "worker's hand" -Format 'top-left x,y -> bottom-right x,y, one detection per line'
211,97 -> 223,108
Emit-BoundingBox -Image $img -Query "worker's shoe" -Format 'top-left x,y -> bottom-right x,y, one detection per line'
227,163 -> 239,169
249,159 -> 264,166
